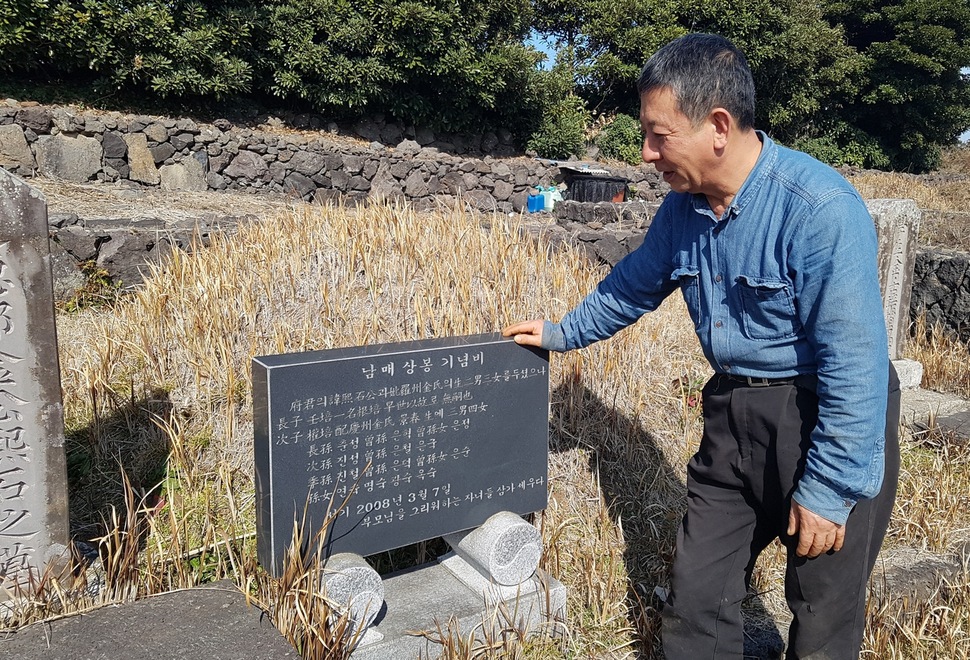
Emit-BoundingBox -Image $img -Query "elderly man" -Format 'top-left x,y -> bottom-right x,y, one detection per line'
504,33 -> 899,659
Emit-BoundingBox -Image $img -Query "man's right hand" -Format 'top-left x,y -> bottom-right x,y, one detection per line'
502,320 -> 545,347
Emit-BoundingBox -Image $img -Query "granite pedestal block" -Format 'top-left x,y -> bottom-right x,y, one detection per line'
349,554 -> 566,659
443,510 -> 543,585
893,358 -> 924,390
322,552 -> 385,632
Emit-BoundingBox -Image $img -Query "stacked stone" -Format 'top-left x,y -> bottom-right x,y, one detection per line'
0,100 -> 665,214
10,99 -> 960,339
912,249 -> 970,341
545,199 -> 660,267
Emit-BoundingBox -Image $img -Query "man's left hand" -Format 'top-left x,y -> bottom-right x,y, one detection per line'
787,500 -> 845,558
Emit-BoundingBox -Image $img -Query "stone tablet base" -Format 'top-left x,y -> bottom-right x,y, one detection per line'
349,553 -> 566,659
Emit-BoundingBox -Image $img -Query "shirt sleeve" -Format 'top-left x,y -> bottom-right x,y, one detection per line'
548,204 -> 681,351
789,191 -> 890,525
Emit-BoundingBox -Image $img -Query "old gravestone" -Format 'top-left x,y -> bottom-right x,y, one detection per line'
869,199 -> 921,361
253,333 -> 549,575
0,168 -> 70,594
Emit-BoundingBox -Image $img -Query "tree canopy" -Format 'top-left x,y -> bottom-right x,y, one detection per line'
825,0 -> 970,170
1,0 -> 968,171
535,0 -> 970,170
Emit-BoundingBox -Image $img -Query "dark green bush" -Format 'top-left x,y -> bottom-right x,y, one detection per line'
526,94 -> 588,160
597,113 -> 642,164
1,1 -> 256,99
259,0 -> 540,132
791,122 -> 892,170
0,1 -> 544,134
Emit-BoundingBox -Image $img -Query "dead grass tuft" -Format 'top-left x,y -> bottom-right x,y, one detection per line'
940,145 -> 970,176
904,314 -> 970,398
847,169 -> 970,249
849,171 -> 951,210
864,559 -> 970,659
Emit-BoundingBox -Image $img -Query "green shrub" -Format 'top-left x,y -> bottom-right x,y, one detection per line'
261,0 -> 539,131
792,123 -> 891,170
58,260 -> 121,313
597,113 -> 642,165
526,94 -> 588,160
1,2 -> 256,99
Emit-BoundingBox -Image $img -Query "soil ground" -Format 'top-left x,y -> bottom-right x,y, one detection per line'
31,177 -> 293,225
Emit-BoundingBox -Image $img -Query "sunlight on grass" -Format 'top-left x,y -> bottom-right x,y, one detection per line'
5,198 -> 967,659
849,166 -> 970,250
904,314 -> 970,398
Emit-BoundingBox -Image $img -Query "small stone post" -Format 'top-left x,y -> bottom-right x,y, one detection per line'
0,168 -> 70,595
442,511 -> 543,586
321,552 -> 385,637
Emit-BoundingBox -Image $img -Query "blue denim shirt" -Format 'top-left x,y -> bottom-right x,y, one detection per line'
544,133 -> 888,524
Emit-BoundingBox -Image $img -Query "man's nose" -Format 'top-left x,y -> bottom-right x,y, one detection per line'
642,138 -> 660,164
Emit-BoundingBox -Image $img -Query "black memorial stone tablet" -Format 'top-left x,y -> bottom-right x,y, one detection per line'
253,333 -> 549,576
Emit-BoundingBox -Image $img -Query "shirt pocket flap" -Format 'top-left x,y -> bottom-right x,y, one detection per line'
670,266 -> 700,281
671,266 -> 702,322
735,275 -> 787,291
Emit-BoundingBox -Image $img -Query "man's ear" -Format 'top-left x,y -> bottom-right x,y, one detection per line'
709,108 -> 732,149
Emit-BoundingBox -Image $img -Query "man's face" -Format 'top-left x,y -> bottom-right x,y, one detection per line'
639,87 -> 714,195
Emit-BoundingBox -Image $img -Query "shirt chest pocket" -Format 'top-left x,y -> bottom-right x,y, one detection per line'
736,275 -> 799,340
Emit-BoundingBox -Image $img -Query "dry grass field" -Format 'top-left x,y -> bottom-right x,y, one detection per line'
3,150 -> 970,658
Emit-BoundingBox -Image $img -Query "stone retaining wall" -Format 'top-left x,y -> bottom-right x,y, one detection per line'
0,101 -> 666,214
3,99 -> 965,340
911,249 -> 970,340
46,210 -> 246,302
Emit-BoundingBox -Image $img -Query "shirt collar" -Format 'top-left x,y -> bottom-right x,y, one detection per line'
690,130 -> 776,222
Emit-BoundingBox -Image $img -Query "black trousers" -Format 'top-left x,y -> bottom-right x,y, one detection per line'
662,368 -> 900,659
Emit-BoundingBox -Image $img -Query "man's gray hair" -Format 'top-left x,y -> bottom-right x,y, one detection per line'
637,33 -> 756,130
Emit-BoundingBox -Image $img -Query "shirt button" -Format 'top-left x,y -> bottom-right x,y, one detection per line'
722,364 -> 731,371
715,320 -> 723,328
715,274 -> 723,283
